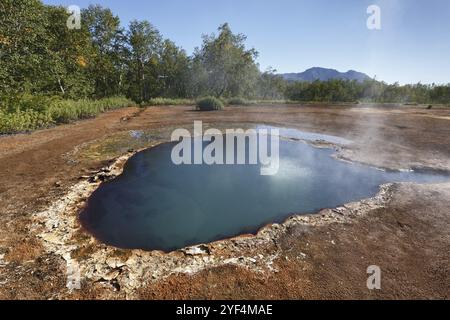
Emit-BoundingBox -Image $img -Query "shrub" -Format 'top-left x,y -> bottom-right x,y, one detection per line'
0,96 -> 135,134
47,100 -> 79,123
196,96 -> 224,111
0,109 -> 52,134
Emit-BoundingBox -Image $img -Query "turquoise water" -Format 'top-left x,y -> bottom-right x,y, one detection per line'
80,135 -> 448,252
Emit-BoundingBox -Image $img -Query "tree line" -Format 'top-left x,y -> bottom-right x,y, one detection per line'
0,1 -> 284,104
0,0 -> 449,107
285,80 -> 450,104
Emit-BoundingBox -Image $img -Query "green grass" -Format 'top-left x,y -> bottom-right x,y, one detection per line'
142,98 -> 195,106
245,99 -> 297,105
0,96 -> 135,134
227,97 -> 254,106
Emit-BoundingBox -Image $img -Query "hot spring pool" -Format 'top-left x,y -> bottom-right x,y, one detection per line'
80,129 -> 448,252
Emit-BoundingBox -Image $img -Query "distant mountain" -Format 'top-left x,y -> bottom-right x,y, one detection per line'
281,67 -> 371,83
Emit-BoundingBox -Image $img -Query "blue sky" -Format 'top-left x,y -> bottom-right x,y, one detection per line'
43,0 -> 450,84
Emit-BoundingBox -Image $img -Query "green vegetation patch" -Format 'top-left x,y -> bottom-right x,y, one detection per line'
142,98 -> 195,106
0,96 -> 135,134
227,97 -> 254,106
196,96 -> 225,111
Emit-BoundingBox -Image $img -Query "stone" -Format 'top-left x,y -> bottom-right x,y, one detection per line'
0,253 -> 7,267
106,257 -> 126,269
103,269 -> 121,281
223,258 -> 239,265
40,233 -> 64,245
183,245 -> 209,256
125,255 -> 139,266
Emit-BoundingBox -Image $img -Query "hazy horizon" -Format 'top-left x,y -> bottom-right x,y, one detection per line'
43,0 -> 450,85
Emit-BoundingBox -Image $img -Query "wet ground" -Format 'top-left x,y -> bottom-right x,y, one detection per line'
0,104 -> 449,299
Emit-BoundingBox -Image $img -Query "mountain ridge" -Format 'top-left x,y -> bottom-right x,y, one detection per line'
281,67 -> 371,82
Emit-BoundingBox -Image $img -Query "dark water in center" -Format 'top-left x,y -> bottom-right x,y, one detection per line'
80,134 -> 448,252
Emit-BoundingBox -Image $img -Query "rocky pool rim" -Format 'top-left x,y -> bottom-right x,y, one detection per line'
75,125 -> 450,254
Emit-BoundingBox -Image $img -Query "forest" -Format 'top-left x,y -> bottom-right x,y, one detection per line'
1,0 -> 449,133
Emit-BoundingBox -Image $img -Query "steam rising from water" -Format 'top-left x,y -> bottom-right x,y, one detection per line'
80,127 -> 448,252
